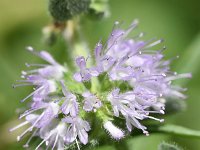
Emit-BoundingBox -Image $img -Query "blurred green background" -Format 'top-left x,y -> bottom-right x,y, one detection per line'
0,0 -> 200,149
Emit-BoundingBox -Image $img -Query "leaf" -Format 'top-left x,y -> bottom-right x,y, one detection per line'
158,142 -> 183,150
156,124 -> 200,138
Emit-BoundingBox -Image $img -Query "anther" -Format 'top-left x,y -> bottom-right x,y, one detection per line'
26,46 -> 34,51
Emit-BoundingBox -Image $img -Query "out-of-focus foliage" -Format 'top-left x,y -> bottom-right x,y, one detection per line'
158,142 -> 183,150
0,0 -> 200,149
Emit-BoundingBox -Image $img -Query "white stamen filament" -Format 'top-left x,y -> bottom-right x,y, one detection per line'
30,113 -> 45,131
12,83 -> 33,88
19,107 -> 44,119
145,39 -> 164,48
25,63 -> 48,67
9,121 -> 29,132
52,133 -> 59,150
23,129 -> 38,148
75,138 -> 80,150
21,86 -> 44,102
165,73 -> 192,82
35,134 -> 51,150
144,115 -> 164,122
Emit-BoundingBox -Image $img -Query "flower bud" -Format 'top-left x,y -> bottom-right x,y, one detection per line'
48,0 -> 91,21
103,121 -> 124,140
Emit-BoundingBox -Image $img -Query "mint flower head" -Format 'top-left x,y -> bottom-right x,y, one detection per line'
11,20 -> 191,149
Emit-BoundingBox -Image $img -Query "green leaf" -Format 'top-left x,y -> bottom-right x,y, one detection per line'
158,142 -> 183,150
157,124 -> 200,138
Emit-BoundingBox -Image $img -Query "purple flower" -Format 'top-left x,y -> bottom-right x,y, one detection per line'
60,81 -> 79,117
11,21 -> 191,149
63,116 -> 91,145
82,91 -> 102,112
37,121 -> 67,150
14,74 -> 58,103
10,102 -> 60,142
74,56 -> 99,82
14,47 -> 66,103
26,46 -> 66,80
107,88 -> 164,135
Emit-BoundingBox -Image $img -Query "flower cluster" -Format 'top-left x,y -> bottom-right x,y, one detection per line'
11,21 -> 191,149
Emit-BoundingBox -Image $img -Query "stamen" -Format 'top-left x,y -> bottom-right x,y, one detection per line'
19,107 -> 44,119
9,121 -> 29,132
52,133 -> 59,150
26,46 -> 34,51
132,117 -> 147,134
30,113 -> 45,131
17,125 -> 34,141
22,69 -> 39,75
60,80 -> 70,96
124,19 -> 139,36
145,115 -> 164,122
16,80 -> 32,83
105,32 -> 125,54
145,39 -> 164,48
23,128 -> 38,148
142,74 -> 166,79
158,46 -> 167,53
75,138 -> 80,150
132,32 -> 145,39
138,78 -> 158,83
35,134 -> 51,150
171,86 -> 187,91
165,73 -> 192,82
12,83 -> 33,88
139,110 -> 164,114
20,86 -> 44,102
25,63 -> 48,67
143,131 -> 149,136
26,46 -> 40,57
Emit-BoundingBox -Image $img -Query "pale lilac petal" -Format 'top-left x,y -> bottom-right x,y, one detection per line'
65,127 -> 77,143
40,51 -> 57,65
89,67 -> 100,76
76,56 -> 86,70
83,100 -> 93,111
95,41 -> 103,60
73,72 -> 82,82
78,129 -> 88,145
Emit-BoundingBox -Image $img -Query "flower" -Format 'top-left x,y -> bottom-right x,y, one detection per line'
36,121 -> 67,150
14,47 -> 66,103
82,91 -> 102,112
10,102 -> 60,142
26,46 -> 66,80
74,56 -> 99,82
60,81 -> 79,117
63,116 -> 91,145
107,88 -> 164,134
11,21 -> 191,149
